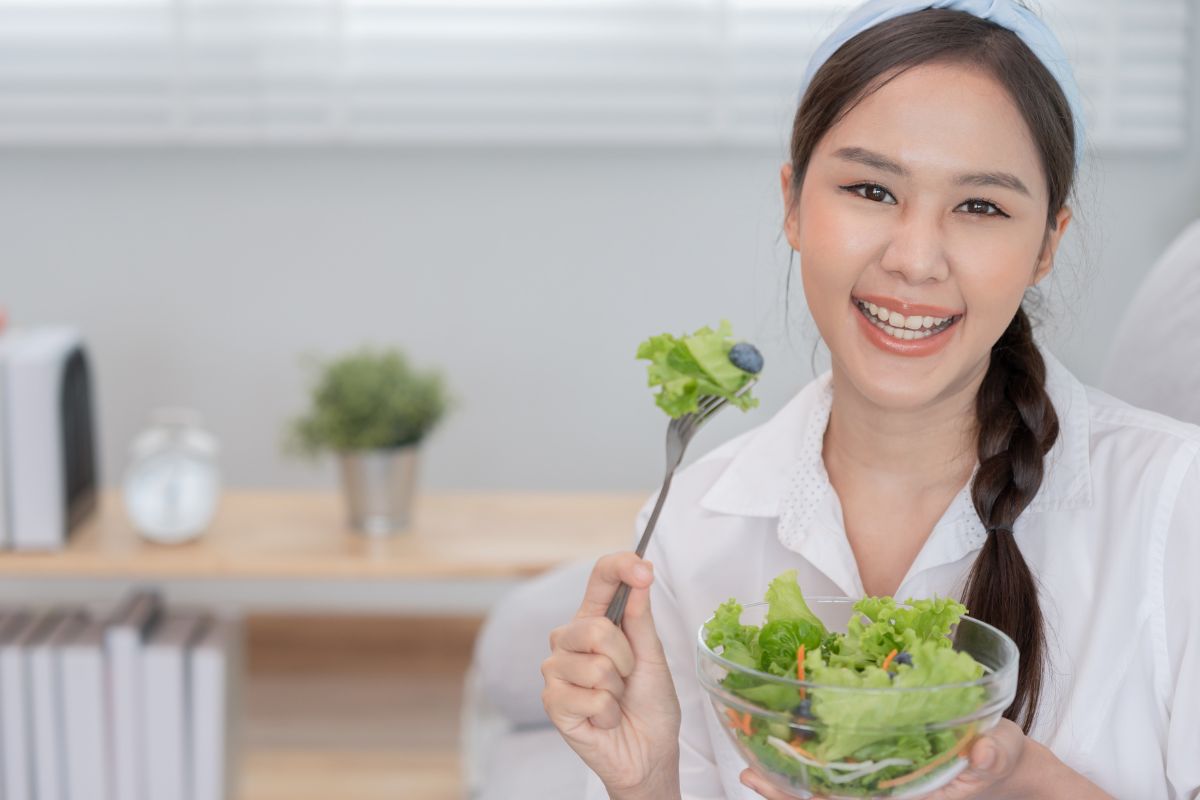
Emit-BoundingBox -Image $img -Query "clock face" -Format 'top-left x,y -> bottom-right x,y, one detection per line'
123,450 -> 220,544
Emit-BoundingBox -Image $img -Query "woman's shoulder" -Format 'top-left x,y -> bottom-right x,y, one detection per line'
1081,381 -> 1200,460
1047,375 -> 1200,538
1041,347 -> 1200,500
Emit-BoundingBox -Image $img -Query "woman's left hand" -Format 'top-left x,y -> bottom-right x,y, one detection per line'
738,718 -> 1029,800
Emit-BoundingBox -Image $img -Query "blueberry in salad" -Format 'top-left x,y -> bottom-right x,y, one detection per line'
790,697 -> 812,719
703,570 -> 990,795
636,320 -> 761,418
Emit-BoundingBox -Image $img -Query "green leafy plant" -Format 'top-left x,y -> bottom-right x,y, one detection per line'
286,346 -> 450,456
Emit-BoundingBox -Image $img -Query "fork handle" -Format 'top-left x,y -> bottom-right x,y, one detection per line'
605,468 -> 676,626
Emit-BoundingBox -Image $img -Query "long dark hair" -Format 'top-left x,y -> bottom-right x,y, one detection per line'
786,7 -> 1075,732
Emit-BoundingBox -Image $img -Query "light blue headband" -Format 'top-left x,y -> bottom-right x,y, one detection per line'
800,0 -> 1086,171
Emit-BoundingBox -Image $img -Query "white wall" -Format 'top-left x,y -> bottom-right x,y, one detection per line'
3,122 -> 1198,492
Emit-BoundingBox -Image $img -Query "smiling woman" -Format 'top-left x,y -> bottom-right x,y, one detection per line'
541,2 -> 1200,799
779,12 -> 1081,743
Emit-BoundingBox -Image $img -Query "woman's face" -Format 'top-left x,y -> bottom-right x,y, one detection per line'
782,62 -> 1072,410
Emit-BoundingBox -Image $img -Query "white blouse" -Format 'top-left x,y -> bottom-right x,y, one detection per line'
583,345 -> 1200,800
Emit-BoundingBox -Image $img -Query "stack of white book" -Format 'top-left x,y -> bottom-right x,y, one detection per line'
0,590 -> 240,800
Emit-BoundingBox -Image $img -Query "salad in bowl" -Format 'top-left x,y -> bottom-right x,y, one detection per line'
696,571 -> 1018,798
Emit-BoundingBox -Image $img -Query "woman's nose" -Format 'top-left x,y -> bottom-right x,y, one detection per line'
878,211 -> 951,284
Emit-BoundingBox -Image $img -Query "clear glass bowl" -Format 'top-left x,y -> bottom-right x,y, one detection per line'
696,598 -> 1018,799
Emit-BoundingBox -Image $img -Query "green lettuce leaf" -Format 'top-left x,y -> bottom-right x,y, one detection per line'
806,639 -> 985,760
636,320 -> 759,418
758,619 -> 825,675
735,682 -> 805,713
823,595 -> 968,672
853,595 -> 966,643
703,598 -> 762,669
764,570 -> 827,635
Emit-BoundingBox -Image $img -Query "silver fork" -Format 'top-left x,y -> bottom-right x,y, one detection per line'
605,379 -> 758,626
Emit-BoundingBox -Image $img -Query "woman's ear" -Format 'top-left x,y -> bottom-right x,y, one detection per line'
1031,205 -> 1073,286
780,162 -> 802,251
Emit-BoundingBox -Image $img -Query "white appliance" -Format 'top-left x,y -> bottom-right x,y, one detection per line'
0,326 -> 99,550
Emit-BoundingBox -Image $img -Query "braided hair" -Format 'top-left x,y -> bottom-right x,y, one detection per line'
963,308 -> 1059,731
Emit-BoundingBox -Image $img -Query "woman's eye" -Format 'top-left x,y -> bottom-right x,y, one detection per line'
959,198 -> 1009,217
841,183 -> 1009,218
843,183 -> 896,205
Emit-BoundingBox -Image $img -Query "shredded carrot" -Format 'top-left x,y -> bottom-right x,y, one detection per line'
786,738 -> 824,765
881,648 -> 899,671
796,644 -> 806,698
725,708 -> 753,736
877,724 -> 977,789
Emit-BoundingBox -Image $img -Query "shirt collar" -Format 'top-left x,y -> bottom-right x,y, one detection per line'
697,373 -> 831,518
698,343 -> 1094,523
1028,346 -> 1094,513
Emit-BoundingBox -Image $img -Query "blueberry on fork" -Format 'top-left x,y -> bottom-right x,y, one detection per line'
729,342 -> 764,374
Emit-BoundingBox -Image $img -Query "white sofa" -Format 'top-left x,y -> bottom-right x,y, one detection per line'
462,558 -> 595,799
1102,219 -> 1200,425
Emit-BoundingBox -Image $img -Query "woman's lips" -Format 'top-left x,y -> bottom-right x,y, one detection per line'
852,296 -> 961,357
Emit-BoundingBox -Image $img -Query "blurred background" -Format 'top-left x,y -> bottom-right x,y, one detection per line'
0,0 -> 1195,798
2,0 -> 1196,493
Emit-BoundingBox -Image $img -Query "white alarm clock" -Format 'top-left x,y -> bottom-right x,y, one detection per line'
122,408 -> 221,544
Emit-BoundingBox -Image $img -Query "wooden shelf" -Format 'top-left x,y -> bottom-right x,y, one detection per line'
0,498 -> 610,799
0,490 -> 643,579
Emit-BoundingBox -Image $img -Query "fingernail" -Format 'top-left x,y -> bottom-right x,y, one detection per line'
976,742 -> 996,770
632,563 -> 652,582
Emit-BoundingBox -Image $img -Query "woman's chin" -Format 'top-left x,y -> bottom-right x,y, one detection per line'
860,380 -> 944,413
839,347 -> 956,410
841,344 -> 991,416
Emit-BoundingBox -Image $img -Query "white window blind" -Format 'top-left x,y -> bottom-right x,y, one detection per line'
0,0 -> 1188,148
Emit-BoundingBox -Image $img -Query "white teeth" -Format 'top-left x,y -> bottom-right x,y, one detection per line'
859,300 -> 952,330
857,299 -> 957,342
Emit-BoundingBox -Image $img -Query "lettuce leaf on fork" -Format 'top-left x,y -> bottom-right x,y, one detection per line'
636,320 -> 759,418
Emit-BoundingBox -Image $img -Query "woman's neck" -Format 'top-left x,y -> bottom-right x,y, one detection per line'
823,363 -> 985,496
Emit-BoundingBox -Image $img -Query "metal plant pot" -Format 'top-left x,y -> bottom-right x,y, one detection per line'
337,446 -> 419,535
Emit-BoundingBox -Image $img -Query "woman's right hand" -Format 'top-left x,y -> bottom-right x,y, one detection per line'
541,552 -> 682,799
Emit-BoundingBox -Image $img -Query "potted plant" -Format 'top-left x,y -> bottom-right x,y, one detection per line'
286,346 -> 451,535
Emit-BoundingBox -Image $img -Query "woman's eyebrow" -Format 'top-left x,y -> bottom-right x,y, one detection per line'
832,146 -> 1031,198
